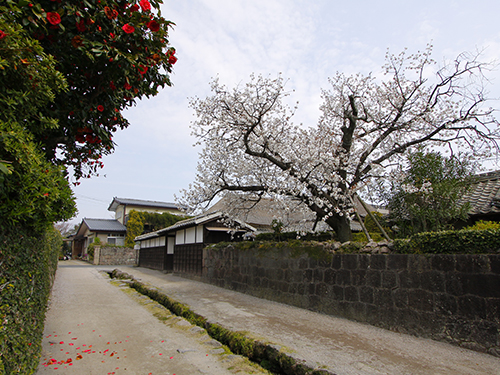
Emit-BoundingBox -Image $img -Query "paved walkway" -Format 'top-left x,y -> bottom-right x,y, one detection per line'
36,261 -> 267,375
37,261 -> 500,374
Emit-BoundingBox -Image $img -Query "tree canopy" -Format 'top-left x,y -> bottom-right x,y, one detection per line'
125,210 -> 187,247
2,0 -> 177,180
0,19 -> 76,231
181,47 -> 499,242
382,149 -> 475,236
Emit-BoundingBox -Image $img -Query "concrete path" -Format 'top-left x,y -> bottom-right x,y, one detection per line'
116,265 -> 500,375
36,261 -> 268,375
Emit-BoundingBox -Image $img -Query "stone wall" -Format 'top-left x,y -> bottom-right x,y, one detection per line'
196,245 -> 500,356
93,246 -> 138,266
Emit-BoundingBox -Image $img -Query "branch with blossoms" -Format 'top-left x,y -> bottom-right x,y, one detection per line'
2,0 -> 178,180
183,47 -> 499,242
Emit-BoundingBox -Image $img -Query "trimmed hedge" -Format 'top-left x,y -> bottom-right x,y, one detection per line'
0,227 -> 61,374
394,228 -> 500,254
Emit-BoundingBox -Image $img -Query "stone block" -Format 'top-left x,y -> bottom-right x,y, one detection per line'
398,270 -> 421,289
373,288 -> 392,307
298,258 -> 308,270
308,282 -> 316,295
331,285 -> 344,301
408,254 -> 430,273
392,289 -> 408,309
313,268 -> 324,282
309,258 -> 318,269
370,254 -> 386,270
387,254 -> 408,270
315,282 -> 329,297
335,269 -> 351,285
433,293 -> 458,316
469,320 -> 499,348
489,255 -> 500,274
344,286 -> 359,302
381,271 -> 398,289
455,254 -> 490,273
358,255 -> 369,269
420,270 -> 446,293
359,286 -> 374,304
365,270 -> 381,288
462,273 -> 500,298
431,255 -> 456,272
485,298 -> 500,322
445,273 -> 464,296
331,254 -> 342,269
457,295 -> 487,320
351,270 -> 367,286
408,289 -> 434,312
343,254 -> 358,270
324,268 -> 336,284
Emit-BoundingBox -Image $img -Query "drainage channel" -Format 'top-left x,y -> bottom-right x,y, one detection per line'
107,269 -> 334,375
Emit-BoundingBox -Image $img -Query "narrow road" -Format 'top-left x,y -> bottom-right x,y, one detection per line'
36,261 -> 267,375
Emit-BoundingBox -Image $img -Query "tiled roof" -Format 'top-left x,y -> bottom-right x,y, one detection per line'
107,197 -> 186,212
83,218 -> 127,232
461,171 -> 500,216
205,195 -> 373,232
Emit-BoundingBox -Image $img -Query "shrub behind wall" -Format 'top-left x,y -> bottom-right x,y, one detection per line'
0,227 -> 61,374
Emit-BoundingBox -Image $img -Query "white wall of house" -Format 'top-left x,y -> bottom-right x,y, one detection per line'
115,206 -> 125,223
175,225 -> 204,245
83,232 -> 125,253
167,237 -> 175,254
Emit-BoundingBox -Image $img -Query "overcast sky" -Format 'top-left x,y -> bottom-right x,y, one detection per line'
69,0 -> 500,226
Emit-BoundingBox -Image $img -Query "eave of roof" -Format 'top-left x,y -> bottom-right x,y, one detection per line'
134,211 -> 256,241
107,197 -> 186,212
82,218 -> 127,232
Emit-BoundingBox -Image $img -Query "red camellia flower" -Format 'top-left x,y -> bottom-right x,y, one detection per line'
0,30 -> 6,40
76,19 -> 86,32
122,23 -> 135,34
129,4 -> 139,12
139,0 -> 151,12
167,49 -> 177,65
97,105 -> 104,112
46,12 -> 61,25
146,20 -> 160,32
138,65 -> 148,75
104,6 -> 119,19
124,82 -> 132,90
168,55 -> 177,64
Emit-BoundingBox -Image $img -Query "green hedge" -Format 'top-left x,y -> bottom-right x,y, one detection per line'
393,228 -> 500,254
0,227 -> 61,374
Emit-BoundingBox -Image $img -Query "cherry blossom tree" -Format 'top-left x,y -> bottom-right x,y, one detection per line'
181,47 -> 499,242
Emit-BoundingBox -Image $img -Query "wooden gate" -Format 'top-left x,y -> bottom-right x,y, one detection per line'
173,243 -> 204,275
139,246 -> 165,271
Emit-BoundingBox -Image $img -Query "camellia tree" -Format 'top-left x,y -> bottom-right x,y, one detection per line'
0,19 -> 76,230
180,47 -> 499,242
2,0 -> 177,180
